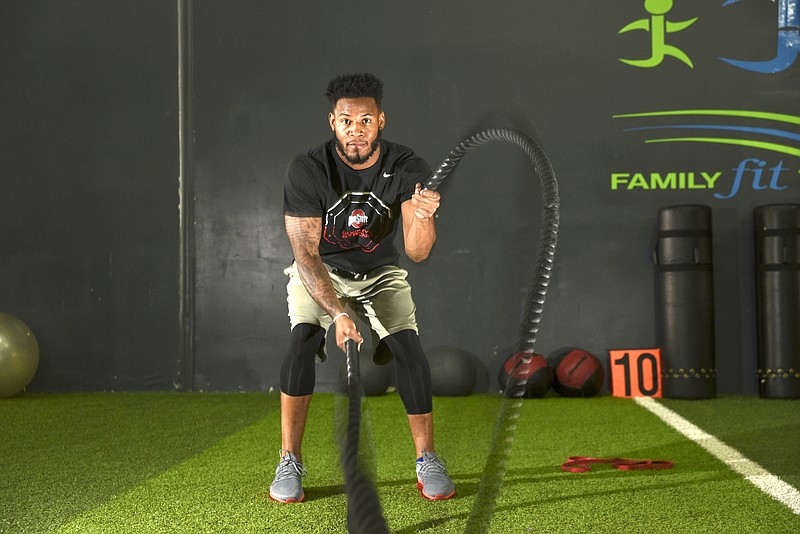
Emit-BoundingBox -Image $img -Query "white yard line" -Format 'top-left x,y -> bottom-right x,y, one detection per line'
635,396 -> 800,515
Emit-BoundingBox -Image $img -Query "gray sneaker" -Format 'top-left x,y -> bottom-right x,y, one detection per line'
416,450 -> 455,500
269,450 -> 307,503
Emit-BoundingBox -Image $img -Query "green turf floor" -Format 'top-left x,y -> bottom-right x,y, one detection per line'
1,392 -> 798,533
662,397 -> 800,491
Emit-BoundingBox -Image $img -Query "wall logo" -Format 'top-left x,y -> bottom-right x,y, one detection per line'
720,0 -> 799,73
612,109 -> 800,198
619,0 -> 800,73
619,0 -> 698,68
615,109 -> 800,157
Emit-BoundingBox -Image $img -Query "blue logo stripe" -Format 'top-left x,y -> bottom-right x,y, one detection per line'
623,124 -> 800,143
644,137 -> 800,157
615,109 -> 800,157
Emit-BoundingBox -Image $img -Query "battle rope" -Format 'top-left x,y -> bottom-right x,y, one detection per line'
425,128 -> 560,534
341,339 -> 389,533
337,128 -> 559,533
424,127 -> 560,355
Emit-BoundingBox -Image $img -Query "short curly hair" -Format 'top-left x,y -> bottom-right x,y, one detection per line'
325,73 -> 383,109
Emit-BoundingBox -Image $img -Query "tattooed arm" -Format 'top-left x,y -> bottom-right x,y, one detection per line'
284,214 -> 362,351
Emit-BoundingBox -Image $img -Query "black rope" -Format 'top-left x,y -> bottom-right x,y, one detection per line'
425,127 -> 560,533
337,128 -> 559,533
341,339 -> 389,534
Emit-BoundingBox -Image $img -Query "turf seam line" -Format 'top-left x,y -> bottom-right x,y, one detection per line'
635,397 -> 800,515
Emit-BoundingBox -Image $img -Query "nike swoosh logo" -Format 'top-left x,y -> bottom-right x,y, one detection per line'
382,172 -> 394,178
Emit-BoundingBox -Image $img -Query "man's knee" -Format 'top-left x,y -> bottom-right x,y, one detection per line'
383,329 -> 432,414
280,323 -> 325,396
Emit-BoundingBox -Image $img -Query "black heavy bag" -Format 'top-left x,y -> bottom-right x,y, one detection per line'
754,204 -> 800,399
654,205 -> 716,399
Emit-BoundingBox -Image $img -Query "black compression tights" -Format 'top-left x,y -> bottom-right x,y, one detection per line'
383,329 -> 433,415
280,323 -> 325,397
280,326 -> 433,415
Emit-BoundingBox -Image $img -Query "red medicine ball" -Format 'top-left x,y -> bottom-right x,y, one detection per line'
497,351 -> 553,398
548,348 -> 605,397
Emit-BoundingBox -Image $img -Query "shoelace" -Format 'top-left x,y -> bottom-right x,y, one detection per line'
274,452 -> 308,481
417,450 -> 449,480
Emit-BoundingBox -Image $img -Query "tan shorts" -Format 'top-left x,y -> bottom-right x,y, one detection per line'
284,262 -> 419,339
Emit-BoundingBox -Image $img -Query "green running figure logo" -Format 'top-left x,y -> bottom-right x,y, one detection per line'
619,0 -> 698,68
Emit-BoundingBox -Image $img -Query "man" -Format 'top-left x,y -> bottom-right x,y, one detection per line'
270,73 -> 454,503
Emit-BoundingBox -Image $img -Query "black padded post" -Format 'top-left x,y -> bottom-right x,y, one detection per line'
654,205 -> 716,399
754,204 -> 800,399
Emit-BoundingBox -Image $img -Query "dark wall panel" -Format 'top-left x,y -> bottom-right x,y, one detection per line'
190,0 -> 799,395
0,1 -> 180,391
4,1 -> 795,395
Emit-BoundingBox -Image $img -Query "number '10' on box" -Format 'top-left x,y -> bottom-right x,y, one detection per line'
609,349 -> 662,398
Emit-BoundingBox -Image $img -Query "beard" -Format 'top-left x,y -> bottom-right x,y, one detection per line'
335,132 -> 381,166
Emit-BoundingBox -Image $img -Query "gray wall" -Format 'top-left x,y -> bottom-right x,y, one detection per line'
2,1 -> 797,394
188,0 -> 799,395
1,1 -> 179,390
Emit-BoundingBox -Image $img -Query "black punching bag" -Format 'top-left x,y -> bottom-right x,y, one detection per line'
754,204 -> 800,399
655,205 -> 716,399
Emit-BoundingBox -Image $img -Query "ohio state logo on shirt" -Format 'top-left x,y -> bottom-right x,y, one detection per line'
324,192 -> 393,252
348,209 -> 368,228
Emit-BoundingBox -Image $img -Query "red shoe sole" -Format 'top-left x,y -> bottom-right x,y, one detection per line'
269,493 -> 305,503
416,481 -> 455,501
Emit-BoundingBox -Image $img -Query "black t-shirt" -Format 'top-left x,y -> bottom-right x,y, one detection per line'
283,139 -> 432,274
